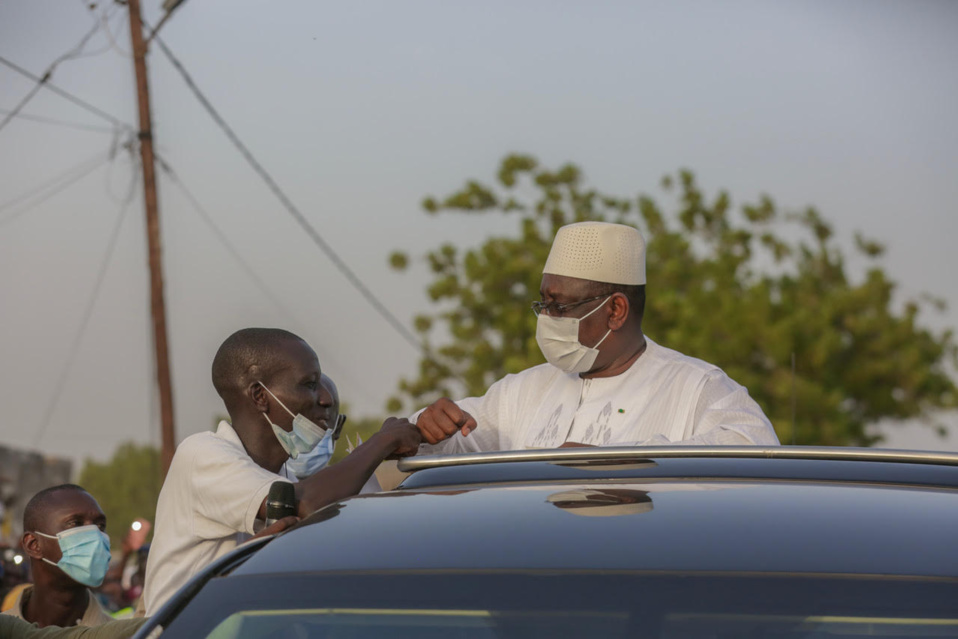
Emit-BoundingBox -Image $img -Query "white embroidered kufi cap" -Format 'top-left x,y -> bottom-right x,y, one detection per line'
542,221 -> 646,285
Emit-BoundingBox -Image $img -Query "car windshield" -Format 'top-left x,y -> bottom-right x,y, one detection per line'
204,609 -> 958,639
163,572 -> 958,639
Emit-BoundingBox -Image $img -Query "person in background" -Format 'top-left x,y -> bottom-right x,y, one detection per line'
413,221 -> 780,452
3,485 -> 113,628
1,545 -> 31,612
93,574 -> 123,616
141,328 -> 421,615
284,373 -> 346,479
95,520 -> 150,617
121,544 -> 148,613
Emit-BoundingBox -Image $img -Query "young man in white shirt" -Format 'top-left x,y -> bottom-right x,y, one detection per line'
141,328 -> 421,615
413,222 -> 780,452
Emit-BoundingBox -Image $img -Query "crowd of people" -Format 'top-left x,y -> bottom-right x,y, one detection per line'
1,222 -> 778,638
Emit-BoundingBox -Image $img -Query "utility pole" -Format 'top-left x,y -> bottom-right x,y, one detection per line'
128,0 -> 176,477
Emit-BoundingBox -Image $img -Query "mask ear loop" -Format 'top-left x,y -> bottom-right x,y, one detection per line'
592,328 -> 613,349
584,296 -> 614,349
32,528 -> 102,569
258,382 -> 296,418
580,295 -> 613,320
32,530 -> 58,567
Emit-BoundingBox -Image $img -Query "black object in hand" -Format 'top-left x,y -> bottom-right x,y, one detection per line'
265,481 -> 296,526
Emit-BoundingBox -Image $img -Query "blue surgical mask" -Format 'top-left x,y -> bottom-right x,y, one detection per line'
285,427 -> 337,478
259,382 -> 328,459
35,525 -> 111,587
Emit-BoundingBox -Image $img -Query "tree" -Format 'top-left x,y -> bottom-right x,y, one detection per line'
78,442 -> 161,548
388,154 -> 958,446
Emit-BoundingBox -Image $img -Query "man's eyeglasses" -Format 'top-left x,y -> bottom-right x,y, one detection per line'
531,295 -> 608,317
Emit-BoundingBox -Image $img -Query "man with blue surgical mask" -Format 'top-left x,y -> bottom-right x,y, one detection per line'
4,485 -> 113,628
412,222 -> 779,452
285,374 -> 346,479
141,328 -> 420,615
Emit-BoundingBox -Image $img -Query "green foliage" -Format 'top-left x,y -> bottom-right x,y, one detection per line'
388,251 -> 409,270
77,442 -> 161,548
389,154 -> 958,446
329,403 -> 385,465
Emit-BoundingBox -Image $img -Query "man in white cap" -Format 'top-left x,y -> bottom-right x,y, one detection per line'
412,221 -> 779,451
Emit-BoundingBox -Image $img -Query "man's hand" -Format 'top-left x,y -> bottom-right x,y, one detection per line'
379,417 -> 423,458
559,441 -> 595,448
415,398 -> 478,445
251,515 -> 300,540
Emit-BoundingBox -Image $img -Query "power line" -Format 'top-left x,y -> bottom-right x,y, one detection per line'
0,108 -> 117,133
155,156 -> 306,330
103,149 -> 140,205
144,0 -> 186,46
0,150 -> 108,213
156,155 -> 381,409
0,154 -> 110,226
34,173 -> 138,445
0,18 -> 106,135
61,3 -> 123,63
150,35 -> 425,354
0,55 -> 133,132
92,3 -> 133,59
0,81 -> 49,136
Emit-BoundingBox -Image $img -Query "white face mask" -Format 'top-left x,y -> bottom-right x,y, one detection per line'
259,383 -> 328,459
535,296 -> 612,373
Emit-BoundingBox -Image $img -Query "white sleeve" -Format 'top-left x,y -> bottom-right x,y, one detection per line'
640,372 -> 780,446
411,377 -> 513,455
190,441 -> 284,537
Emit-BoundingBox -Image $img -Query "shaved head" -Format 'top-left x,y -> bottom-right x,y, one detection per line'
23,484 -> 93,534
211,328 -> 308,398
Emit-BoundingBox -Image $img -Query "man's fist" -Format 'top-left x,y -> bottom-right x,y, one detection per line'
378,417 -> 423,458
416,398 -> 477,445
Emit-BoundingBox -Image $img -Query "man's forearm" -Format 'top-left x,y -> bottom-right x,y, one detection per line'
1,617 -> 147,639
294,430 -> 403,515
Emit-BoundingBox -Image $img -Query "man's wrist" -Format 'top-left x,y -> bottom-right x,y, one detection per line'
366,429 -> 400,456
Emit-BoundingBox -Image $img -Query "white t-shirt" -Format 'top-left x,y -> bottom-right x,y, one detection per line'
415,337 -> 779,454
2,585 -> 113,627
141,421 -> 289,615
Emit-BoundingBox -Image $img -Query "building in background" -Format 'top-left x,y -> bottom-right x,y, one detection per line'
0,445 -> 73,543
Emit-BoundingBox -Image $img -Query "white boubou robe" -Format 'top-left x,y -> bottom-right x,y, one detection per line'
414,337 -> 779,454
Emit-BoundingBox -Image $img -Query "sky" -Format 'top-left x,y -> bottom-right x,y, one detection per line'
1,0 -> 957,468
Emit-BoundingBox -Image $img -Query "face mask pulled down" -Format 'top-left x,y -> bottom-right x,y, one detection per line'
259,383 -> 328,459
536,296 -> 612,373
285,420 -> 338,478
34,525 -> 112,587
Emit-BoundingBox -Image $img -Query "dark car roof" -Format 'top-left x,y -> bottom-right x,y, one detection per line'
232,449 -> 958,580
